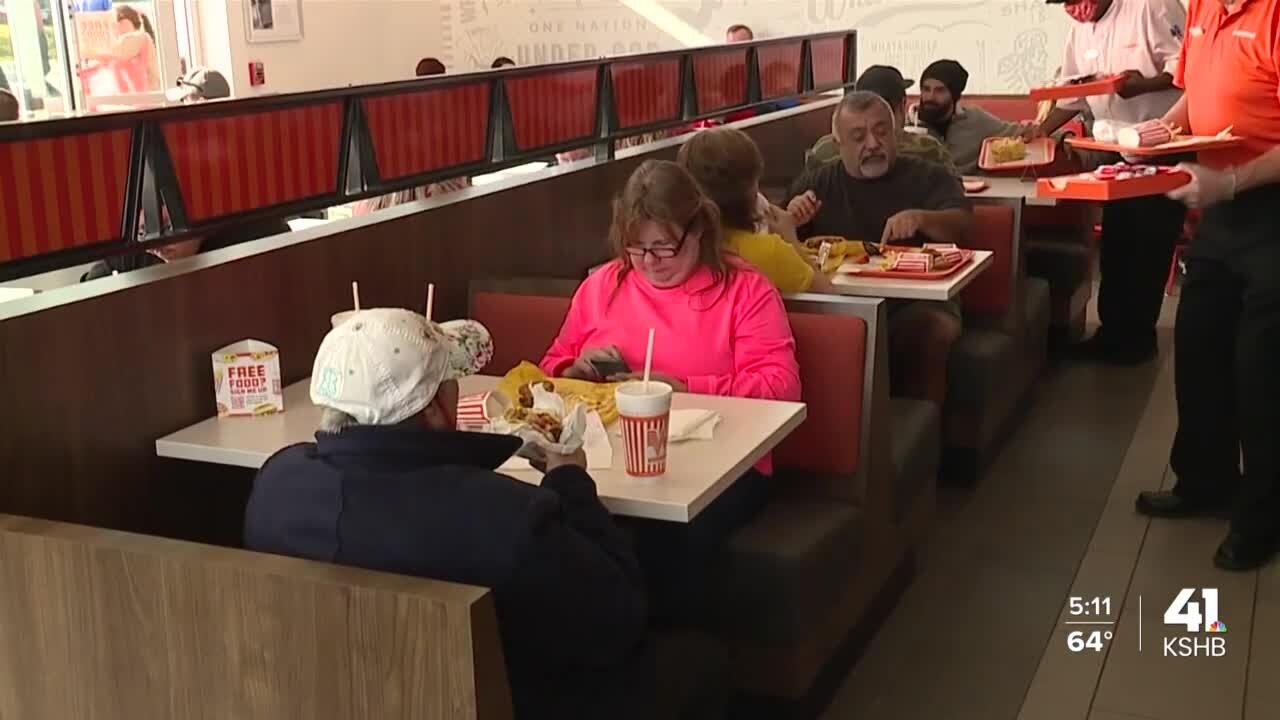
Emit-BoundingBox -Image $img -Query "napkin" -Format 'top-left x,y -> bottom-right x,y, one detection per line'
500,409 -> 612,471
669,409 -> 721,442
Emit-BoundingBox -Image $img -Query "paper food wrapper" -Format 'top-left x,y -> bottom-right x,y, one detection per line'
212,339 -> 284,417
488,384 -> 589,457
501,409 -> 612,471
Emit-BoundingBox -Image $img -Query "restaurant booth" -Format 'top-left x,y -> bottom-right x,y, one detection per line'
0,29 -> 1093,717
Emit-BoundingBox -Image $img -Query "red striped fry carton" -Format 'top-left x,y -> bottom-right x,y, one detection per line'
893,252 -> 934,272
456,391 -> 508,431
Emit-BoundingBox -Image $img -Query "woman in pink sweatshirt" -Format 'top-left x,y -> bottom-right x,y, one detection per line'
540,161 -> 801,404
541,160 -> 801,624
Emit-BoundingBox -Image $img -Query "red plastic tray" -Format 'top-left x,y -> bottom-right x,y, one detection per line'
1036,170 -> 1190,201
979,137 -> 1056,172
1029,74 -> 1125,102
837,249 -> 975,280
1066,135 -> 1245,157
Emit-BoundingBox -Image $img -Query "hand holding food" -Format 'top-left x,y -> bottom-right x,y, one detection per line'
786,191 -> 822,226
1017,121 -> 1043,141
565,346 -> 625,381
530,447 -> 589,473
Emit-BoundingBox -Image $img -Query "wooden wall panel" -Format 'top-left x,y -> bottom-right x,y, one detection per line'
0,102 -> 837,541
0,514 -> 512,720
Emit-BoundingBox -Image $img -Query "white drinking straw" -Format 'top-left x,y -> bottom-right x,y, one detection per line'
425,283 -> 435,322
351,281 -> 360,311
642,327 -> 655,392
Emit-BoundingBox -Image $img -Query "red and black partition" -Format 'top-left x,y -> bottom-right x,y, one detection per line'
0,29 -> 857,281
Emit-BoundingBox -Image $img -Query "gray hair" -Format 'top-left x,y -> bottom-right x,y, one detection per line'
318,408 -> 359,434
832,90 -> 895,132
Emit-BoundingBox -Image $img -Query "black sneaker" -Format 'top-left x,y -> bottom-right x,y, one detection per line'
1071,333 -> 1157,366
1135,490 -> 1232,519
1214,531 -> 1280,571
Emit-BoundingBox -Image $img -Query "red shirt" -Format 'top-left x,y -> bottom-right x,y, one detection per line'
1175,0 -> 1280,167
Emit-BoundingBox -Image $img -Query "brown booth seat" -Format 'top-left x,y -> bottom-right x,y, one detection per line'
470,282 -> 923,702
0,514 -> 730,720
946,202 -> 1052,478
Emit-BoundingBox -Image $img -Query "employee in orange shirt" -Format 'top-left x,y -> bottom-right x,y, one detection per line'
1134,0 -> 1280,571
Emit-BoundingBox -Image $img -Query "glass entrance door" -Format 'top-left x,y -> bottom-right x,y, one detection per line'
63,0 -> 182,111
1,0 -> 73,117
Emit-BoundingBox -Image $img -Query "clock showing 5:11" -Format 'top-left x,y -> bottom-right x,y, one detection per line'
1069,596 -> 1112,616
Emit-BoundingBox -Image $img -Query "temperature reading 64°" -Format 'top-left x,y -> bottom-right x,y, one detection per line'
1068,630 -> 1112,652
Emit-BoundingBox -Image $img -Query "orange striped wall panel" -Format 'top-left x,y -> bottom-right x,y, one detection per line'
0,130 -> 132,263
504,68 -> 598,151
811,37 -> 847,90
758,42 -> 803,100
362,82 -> 491,182
692,49 -> 748,115
159,103 -> 343,223
610,60 -> 682,131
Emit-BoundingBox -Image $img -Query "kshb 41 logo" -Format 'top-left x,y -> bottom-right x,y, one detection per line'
1162,588 -> 1227,657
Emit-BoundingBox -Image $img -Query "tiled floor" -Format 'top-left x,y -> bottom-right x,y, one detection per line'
823,293 -> 1280,720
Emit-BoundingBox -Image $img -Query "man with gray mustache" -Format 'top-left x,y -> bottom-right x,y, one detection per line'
786,90 -> 974,406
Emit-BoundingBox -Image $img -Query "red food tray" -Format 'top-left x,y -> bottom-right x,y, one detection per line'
1029,74 -> 1125,102
837,248 -> 975,280
1036,170 -> 1190,201
979,137 -> 1056,172
1066,135 -> 1245,157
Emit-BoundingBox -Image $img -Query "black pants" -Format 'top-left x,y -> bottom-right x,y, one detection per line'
1170,184 -> 1280,539
1095,192 -> 1185,349
623,470 -> 770,626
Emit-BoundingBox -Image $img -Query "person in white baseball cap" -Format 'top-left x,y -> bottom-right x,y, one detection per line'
244,308 -> 653,717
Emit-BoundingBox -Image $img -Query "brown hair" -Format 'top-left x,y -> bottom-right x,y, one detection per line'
116,5 -> 155,42
609,160 -> 730,298
415,58 -> 446,77
0,90 -> 18,123
676,127 -> 763,232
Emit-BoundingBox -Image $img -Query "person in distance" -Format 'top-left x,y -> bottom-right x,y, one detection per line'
244,309 -> 651,718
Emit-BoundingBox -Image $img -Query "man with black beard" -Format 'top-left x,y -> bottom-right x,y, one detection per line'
915,59 -> 1040,174
786,91 -> 973,406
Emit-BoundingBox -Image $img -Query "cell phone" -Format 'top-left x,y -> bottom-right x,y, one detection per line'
590,357 -> 631,378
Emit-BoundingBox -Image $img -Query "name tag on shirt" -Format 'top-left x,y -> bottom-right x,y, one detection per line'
1233,29 -> 1257,39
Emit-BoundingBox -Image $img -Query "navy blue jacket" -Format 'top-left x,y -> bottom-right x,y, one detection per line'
244,424 -> 651,718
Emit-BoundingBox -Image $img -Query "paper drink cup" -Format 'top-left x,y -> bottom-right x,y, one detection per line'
615,381 -> 673,477
456,391 -> 507,431
1117,121 -> 1172,148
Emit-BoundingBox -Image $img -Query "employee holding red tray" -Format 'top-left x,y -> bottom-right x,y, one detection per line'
1134,0 -> 1280,571
1040,0 -> 1188,366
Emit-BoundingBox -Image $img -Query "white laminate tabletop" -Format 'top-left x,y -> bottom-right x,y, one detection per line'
156,376 -> 807,523
828,249 -> 994,302
967,176 -> 1058,206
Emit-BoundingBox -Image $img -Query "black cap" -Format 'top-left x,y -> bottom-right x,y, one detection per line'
855,65 -> 914,105
921,59 -> 969,100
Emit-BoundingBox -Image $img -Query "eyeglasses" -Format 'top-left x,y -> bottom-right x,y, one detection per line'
625,218 -> 695,260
